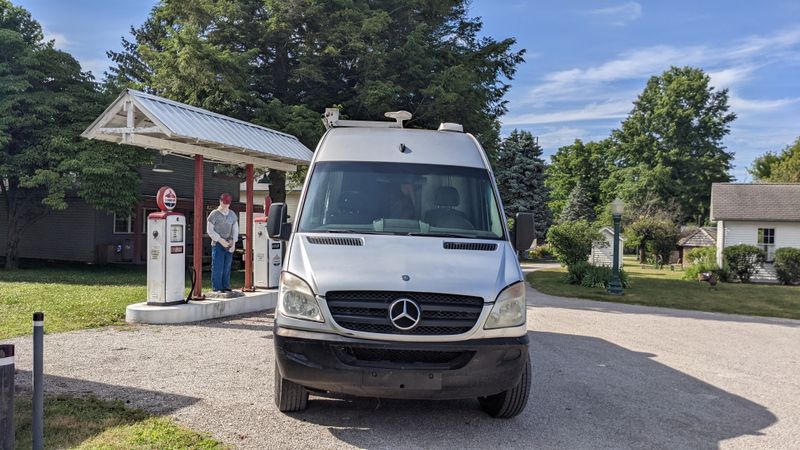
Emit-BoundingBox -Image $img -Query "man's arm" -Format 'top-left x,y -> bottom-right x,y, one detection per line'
228,219 -> 239,253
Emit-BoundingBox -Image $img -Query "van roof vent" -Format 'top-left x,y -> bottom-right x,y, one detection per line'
438,123 -> 463,132
307,236 -> 364,246
443,242 -> 497,251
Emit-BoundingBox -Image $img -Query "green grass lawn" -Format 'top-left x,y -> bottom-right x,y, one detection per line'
527,258 -> 800,320
15,395 -> 227,449
0,265 -> 246,339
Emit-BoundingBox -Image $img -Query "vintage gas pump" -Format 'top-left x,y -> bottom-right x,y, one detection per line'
147,186 -> 186,305
253,197 -> 282,288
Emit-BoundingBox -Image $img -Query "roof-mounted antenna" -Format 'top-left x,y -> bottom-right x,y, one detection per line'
322,108 -> 413,129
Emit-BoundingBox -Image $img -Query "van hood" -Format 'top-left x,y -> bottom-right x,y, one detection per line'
286,233 -> 523,302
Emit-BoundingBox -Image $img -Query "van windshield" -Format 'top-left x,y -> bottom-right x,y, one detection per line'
298,161 -> 505,239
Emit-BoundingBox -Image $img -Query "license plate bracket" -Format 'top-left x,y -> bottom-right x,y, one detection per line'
362,369 -> 442,390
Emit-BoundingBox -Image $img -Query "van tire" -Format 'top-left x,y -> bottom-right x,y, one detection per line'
478,357 -> 530,418
274,363 -> 309,412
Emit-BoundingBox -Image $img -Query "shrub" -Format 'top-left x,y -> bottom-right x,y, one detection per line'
528,244 -> 555,260
687,247 -> 716,265
626,216 -> 679,263
564,261 -> 591,285
723,244 -> 766,283
564,261 -> 630,289
774,247 -> 800,285
579,265 -> 630,289
546,220 -> 602,268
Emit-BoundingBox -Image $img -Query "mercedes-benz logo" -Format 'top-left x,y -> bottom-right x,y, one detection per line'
388,298 -> 421,331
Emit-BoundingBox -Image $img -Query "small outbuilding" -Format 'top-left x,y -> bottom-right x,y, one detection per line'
677,227 -> 717,268
590,227 -> 624,269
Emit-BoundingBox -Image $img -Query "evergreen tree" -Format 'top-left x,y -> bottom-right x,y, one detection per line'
546,138 -> 612,218
106,0 -> 525,202
495,130 -> 552,242
560,182 -> 595,223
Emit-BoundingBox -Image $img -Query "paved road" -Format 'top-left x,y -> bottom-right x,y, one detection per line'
9,267 -> 800,449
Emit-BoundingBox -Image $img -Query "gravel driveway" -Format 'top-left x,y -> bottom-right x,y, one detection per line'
8,267 -> 800,449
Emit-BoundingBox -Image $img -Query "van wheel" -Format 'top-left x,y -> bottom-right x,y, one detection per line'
274,363 -> 308,412
478,357 -> 531,418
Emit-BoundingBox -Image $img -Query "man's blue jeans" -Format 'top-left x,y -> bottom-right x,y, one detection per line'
211,242 -> 233,291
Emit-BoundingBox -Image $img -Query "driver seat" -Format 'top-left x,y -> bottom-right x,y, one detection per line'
423,187 -> 474,229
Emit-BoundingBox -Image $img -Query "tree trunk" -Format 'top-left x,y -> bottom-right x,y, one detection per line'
4,218 -> 21,270
639,246 -> 647,263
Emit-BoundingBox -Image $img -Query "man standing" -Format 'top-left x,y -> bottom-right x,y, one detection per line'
207,193 -> 238,293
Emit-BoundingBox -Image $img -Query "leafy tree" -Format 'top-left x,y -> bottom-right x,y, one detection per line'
546,139 -> 611,218
546,220 -> 602,268
625,216 -> 679,264
605,66 -> 735,223
107,0 -> 525,202
749,137 -> 800,182
560,181 -> 595,223
0,1 -> 148,269
495,130 -> 552,241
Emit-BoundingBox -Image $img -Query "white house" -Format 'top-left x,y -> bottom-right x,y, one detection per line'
710,183 -> 800,282
590,227 -> 625,269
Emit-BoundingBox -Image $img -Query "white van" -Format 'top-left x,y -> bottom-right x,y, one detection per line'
267,110 -> 535,418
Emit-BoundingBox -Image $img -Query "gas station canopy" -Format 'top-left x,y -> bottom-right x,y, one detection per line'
81,89 -> 313,171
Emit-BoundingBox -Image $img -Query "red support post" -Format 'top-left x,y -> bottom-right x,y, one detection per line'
192,155 -> 204,299
244,164 -> 255,291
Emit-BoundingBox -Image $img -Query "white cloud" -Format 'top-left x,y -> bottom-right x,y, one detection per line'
505,100 -> 632,125
42,27 -> 70,49
80,58 -> 111,78
729,95 -> 800,112
585,2 -> 642,26
708,65 -> 758,89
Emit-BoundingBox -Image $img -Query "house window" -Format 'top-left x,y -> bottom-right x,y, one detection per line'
141,208 -> 158,233
757,228 -> 775,262
113,214 -> 133,234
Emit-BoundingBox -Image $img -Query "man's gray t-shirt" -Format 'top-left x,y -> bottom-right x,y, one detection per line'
208,209 -> 237,242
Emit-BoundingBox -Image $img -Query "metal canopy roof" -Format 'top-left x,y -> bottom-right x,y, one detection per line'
81,89 -> 313,171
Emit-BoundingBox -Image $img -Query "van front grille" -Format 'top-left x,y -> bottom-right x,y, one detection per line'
325,291 -> 483,335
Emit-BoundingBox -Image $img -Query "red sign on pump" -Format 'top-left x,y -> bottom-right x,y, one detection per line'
156,186 -> 178,211
264,196 -> 272,217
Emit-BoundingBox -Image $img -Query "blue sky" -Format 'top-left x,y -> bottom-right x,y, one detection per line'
17,0 -> 800,180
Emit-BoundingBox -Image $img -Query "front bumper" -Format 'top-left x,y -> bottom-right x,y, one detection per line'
274,325 -> 529,400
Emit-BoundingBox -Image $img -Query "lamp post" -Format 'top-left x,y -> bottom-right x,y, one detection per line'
608,197 -> 624,295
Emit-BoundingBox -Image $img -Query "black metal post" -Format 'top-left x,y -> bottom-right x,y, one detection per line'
0,344 -> 14,450
32,312 -> 44,450
608,214 -> 624,295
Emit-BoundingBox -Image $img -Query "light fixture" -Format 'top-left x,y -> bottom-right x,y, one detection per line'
256,172 -> 271,185
152,152 -> 173,173
610,197 -> 625,216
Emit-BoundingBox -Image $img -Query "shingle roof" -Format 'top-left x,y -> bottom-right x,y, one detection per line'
710,183 -> 800,221
677,227 -> 717,247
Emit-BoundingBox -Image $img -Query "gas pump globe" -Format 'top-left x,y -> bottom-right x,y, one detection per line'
253,196 -> 282,288
147,186 -> 186,305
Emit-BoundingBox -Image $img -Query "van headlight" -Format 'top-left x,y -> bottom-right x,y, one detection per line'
484,282 -> 526,329
279,272 -> 323,322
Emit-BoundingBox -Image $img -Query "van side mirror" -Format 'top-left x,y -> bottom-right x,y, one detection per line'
513,212 -> 535,252
267,203 -> 291,241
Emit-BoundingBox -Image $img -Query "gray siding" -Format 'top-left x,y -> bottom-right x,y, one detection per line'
139,155 -> 241,202
0,198 -> 98,262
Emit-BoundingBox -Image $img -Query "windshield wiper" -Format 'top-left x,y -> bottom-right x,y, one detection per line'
321,229 -> 399,235
407,232 -> 484,239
